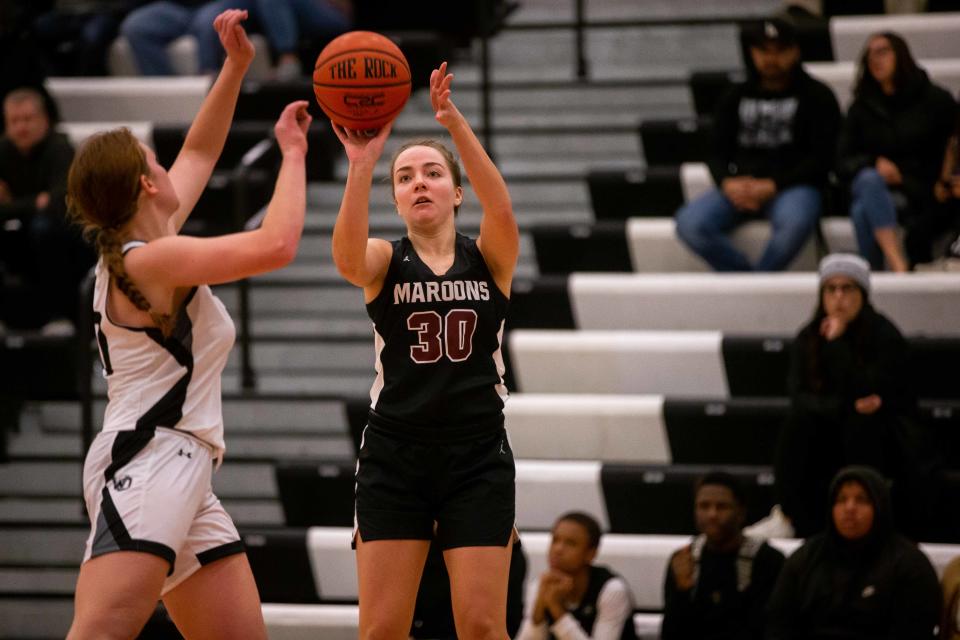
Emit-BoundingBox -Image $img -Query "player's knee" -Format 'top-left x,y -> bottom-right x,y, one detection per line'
67,613 -> 147,640
454,610 -> 507,640
359,621 -> 410,640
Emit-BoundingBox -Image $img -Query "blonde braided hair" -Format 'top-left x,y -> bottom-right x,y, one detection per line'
67,128 -> 174,336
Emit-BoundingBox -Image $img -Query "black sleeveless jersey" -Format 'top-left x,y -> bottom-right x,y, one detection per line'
365,234 -> 509,433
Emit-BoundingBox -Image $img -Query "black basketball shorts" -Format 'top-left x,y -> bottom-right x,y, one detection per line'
354,423 -> 516,550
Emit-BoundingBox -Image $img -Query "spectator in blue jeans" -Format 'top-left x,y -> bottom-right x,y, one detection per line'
838,32 -> 957,272
676,18 -> 840,271
121,0 -> 351,78
120,0 -> 243,75
255,0 -> 352,80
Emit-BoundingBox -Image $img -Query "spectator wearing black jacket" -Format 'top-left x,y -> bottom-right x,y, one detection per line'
676,18 -> 840,272
662,472 -> 784,640
0,87 -> 92,331
770,254 -> 940,540
766,466 -> 941,640
838,31 -> 957,271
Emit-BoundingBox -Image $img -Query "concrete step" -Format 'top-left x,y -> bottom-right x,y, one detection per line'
0,528 -> 87,566
7,432 -> 353,462
307,180 -> 590,210
0,597 -> 73,639
0,567 -> 76,596
38,398 -> 349,434
0,461 -> 277,500
0,496 -> 285,528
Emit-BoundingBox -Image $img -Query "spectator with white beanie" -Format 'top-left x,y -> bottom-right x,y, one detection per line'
748,254 -> 941,541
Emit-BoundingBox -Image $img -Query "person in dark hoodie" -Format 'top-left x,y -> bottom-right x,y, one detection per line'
838,32 -> 957,271
765,254 -> 940,541
675,17 -> 840,272
766,466 -> 941,640
661,471 -> 785,640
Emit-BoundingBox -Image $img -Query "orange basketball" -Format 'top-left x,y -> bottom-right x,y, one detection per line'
313,31 -> 412,130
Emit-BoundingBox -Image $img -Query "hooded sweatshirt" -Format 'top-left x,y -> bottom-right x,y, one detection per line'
838,67 -> 957,207
788,302 -> 916,418
766,466 -> 941,640
708,61 -> 840,189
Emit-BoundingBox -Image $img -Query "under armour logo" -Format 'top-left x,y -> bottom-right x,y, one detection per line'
403,255 -> 410,262
113,476 -> 132,491
178,448 -> 192,459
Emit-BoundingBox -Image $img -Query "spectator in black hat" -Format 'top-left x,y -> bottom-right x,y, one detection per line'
675,18 -> 840,272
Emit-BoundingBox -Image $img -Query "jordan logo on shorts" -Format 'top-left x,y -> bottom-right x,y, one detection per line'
499,439 -> 506,455
178,448 -> 192,459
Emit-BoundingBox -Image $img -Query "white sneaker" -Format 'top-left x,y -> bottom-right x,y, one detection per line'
744,504 -> 795,539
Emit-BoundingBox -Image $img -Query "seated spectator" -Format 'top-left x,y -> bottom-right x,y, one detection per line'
32,1 -> 135,76
120,0 -> 240,75
766,466 -> 941,639
253,0 -> 351,80
838,31 -> 957,271
941,556 -> 960,640
0,87 -> 93,332
675,18 -> 840,272
755,254 -> 940,540
661,471 -> 785,640
411,536 -> 527,639
921,109 -> 960,267
516,512 -> 636,640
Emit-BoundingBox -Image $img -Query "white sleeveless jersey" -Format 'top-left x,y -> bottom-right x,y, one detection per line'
92,242 -> 235,457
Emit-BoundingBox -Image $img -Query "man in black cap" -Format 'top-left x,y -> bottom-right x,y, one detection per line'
675,18 -> 841,272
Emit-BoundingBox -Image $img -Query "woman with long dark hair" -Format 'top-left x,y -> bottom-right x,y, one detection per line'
838,32 -> 957,270
772,254 -> 936,539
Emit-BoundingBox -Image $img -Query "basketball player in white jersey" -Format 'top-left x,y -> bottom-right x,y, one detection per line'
64,10 -> 310,639
332,62 -> 520,639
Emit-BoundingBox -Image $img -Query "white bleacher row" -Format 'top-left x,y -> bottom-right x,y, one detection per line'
43,56 -> 960,126
566,272 -> 960,334
271,526 -> 960,637
830,12 -> 960,62
108,34 -> 273,80
58,121 -> 153,148
505,394 -> 671,464
807,58 -> 960,109
509,317 -> 956,391
627,217 -> 859,273
510,331 -> 729,397
260,605 -> 664,640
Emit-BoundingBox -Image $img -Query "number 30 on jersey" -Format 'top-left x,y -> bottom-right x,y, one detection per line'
407,309 -> 478,363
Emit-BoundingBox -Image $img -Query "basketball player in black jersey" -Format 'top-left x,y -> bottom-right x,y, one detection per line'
332,61 -> 520,639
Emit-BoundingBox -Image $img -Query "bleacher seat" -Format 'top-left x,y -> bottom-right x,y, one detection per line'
601,463 -> 776,535
807,58 -> 960,109
516,460 -> 609,530
263,531 -> 959,638
829,13 -> 960,62
569,272 -> 960,335
108,34 -> 272,80
625,217 -> 822,273
530,221 -> 632,275
47,76 -> 210,124
505,394 -> 670,464
588,167 -> 683,219
58,122 -> 153,148
262,604 -> 358,640
638,117 -> 711,166
509,330 -> 728,397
